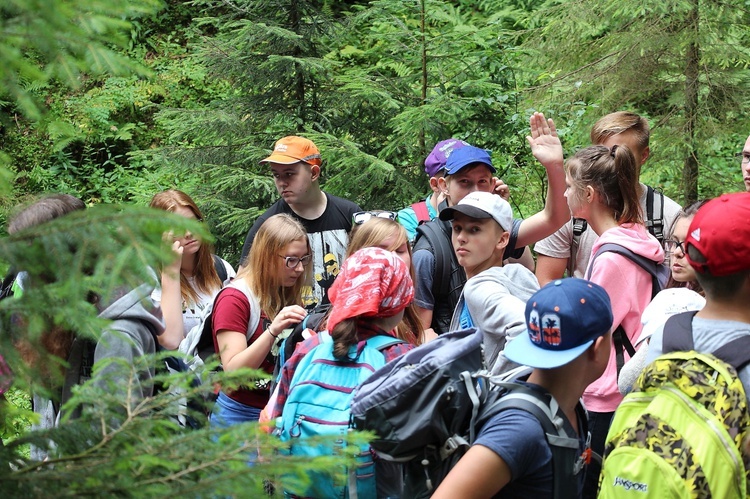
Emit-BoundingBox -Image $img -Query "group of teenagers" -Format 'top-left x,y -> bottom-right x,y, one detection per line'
4,108 -> 750,498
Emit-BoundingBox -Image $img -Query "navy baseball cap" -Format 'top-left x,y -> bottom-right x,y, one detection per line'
505,279 -> 613,369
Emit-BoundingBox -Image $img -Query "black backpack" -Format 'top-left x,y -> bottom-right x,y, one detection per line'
350,328 -> 587,498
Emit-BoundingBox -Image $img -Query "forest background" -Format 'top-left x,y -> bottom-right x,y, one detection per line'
1,0 -> 750,494
3,0 -> 749,264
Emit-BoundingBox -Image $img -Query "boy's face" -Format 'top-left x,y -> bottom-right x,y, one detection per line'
597,131 -> 649,179
439,164 -> 495,206
270,162 -> 319,206
450,213 -> 508,276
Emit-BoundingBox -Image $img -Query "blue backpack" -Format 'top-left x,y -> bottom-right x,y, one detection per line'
275,331 -> 404,498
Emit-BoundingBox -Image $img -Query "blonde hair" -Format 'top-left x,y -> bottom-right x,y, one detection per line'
347,217 -> 424,345
149,189 -> 222,306
236,214 -> 311,319
590,111 -> 650,151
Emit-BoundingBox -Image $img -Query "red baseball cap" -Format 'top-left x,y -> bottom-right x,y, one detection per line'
685,192 -> 750,276
260,136 -> 322,167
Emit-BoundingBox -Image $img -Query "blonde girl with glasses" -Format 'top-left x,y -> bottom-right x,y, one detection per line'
210,213 -> 311,426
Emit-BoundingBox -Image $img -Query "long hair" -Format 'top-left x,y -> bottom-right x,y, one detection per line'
566,145 -> 642,225
347,218 -> 423,345
665,200 -> 707,296
149,189 -> 221,306
236,214 -> 311,320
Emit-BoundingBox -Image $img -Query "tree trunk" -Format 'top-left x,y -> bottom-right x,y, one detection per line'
419,0 -> 427,155
683,0 -> 700,204
290,0 -> 306,130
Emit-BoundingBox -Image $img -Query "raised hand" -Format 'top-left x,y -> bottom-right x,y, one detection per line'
526,112 -> 563,168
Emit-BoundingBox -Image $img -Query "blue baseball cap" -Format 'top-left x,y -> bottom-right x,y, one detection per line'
444,146 -> 497,176
505,279 -> 613,369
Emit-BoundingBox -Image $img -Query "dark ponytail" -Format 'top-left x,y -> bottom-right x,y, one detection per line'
331,318 -> 359,359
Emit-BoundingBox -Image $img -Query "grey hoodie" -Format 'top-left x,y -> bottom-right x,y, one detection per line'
32,282 -> 164,459
450,264 -> 539,375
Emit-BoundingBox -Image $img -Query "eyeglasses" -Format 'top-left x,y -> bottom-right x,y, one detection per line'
736,152 -> 750,164
279,254 -> 312,268
352,211 -> 398,225
664,239 -> 686,254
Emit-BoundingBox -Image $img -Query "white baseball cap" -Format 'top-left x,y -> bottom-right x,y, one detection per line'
439,191 -> 513,232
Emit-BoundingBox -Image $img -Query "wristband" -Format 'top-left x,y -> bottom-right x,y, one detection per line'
267,327 -> 279,339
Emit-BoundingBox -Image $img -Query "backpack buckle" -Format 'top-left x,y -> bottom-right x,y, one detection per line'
439,435 -> 469,460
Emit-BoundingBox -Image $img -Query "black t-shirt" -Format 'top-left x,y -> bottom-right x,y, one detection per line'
239,193 -> 361,309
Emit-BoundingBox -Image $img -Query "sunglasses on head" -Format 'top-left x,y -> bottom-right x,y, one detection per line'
352,211 -> 398,225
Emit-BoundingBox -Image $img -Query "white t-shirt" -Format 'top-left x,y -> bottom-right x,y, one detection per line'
151,257 -> 235,337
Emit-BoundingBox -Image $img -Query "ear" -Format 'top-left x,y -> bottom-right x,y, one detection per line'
310,164 -> 321,181
495,229 -> 510,251
589,332 -> 611,361
429,176 -> 441,194
585,185 -> 596,203
438,176 -> 449,196
640,146 -> 650,165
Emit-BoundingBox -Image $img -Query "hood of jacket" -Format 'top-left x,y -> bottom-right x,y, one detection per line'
462,264 -> 539,375
590,223 -> 664,266
97,282 -> 164,338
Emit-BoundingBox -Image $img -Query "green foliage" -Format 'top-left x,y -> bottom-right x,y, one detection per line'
516,0 -> 750,204
0,205 -> 369,495
0,0 -> 163,121
1,353 -> 370,497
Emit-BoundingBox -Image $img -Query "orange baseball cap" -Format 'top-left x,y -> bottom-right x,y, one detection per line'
260,136 -> 322,167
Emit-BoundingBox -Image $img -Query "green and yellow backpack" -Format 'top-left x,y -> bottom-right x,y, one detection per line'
599,311 -> 750,498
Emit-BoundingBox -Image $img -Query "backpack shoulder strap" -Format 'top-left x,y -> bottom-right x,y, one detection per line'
364,335 -> 405,351
586,243 -> 661,300
483,383 -> 581,499
503,218 -> 524,261
645,186 -> 665,242
662,310 -> 698,353
415,220 -> 452,300
411,201 -> 431,224
613,325 -> 636,379
664,311 -> 750,371
569,219 -> 588,277
212,255 -> 228,283
713,336 -> 750,372
227,279 -> 261,338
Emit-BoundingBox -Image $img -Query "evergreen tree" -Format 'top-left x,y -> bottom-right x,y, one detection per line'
516,0 -> 750,202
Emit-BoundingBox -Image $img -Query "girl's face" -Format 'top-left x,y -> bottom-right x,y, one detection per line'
279,239 -> 309,287
564,173 -> 588,219
668,216 -> 697,283
173,206 -> 201,258
379,231 -> 411,269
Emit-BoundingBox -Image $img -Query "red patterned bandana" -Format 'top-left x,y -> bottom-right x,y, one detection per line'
327,247 -> 414,333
